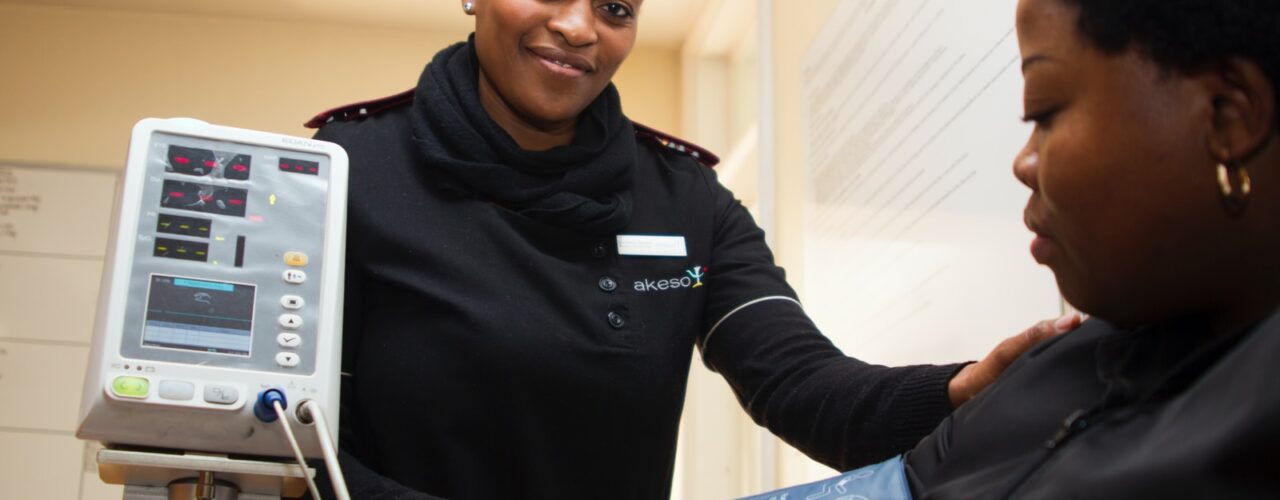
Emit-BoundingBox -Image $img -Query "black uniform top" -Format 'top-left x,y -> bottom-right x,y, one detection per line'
309,79 -> 961,497
904,311 -> 1280,498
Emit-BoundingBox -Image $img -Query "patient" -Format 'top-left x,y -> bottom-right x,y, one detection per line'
905,0 -> 1280,497
748,0 -> 1280,498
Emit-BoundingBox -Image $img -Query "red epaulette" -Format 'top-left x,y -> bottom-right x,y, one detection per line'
633,122 -> 720,168
304,89 -> 415,129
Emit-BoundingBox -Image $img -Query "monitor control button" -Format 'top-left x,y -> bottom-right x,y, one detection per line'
275,352 -> 301,368
278,314 -> 303,330
277,333 -> 303,348
281,295 -> 305,310
111,376 -> 150,399
282,269 -> 307,284
158,380 -> 195,401
203,384 -> 239,405
284,252 -> 309,267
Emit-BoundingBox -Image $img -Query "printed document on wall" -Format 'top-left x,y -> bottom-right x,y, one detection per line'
801,0 -> 1061,365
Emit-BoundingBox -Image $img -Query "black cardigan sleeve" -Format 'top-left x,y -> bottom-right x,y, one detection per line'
696,166 -> 964,470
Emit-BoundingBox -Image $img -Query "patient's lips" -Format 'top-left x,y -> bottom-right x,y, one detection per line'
1025,212 -> 1056,264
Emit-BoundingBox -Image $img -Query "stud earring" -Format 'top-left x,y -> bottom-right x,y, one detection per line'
464,2 -> 475,14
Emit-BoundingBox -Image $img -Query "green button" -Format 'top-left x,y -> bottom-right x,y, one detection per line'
112,376 -> 150,398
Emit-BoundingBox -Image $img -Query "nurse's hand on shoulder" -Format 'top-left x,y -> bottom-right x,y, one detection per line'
946,313 -> 1083,407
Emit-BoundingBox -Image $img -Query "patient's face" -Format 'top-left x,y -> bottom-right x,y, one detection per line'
1012,0 -> 1230,325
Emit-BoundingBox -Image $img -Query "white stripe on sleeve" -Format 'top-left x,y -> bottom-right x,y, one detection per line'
701,295 -> 802,354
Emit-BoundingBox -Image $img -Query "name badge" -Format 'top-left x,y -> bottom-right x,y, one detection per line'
617,235 -> 687,258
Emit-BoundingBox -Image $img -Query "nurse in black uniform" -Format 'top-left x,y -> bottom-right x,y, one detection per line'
306,1 -> 1077,498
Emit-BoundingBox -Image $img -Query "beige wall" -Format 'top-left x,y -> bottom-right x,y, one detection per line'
768,0 -> 839,291
0,3 -> 680,170
619,45 -> 682,131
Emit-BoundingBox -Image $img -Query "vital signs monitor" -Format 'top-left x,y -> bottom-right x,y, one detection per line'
78,118 -> 348,463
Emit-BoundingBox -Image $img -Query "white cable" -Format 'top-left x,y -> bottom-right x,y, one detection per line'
273,400 -> 323,500
302,400 -> 351,500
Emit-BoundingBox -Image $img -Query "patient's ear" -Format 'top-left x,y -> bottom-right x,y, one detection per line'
1204,57 -> 1276,163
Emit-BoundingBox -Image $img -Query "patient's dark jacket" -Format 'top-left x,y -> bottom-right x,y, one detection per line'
905,311 -> 1280,498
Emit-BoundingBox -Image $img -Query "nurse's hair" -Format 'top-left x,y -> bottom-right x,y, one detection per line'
1064,0 -> 1280,126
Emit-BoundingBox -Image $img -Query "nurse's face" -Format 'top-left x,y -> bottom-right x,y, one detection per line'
1012,0 -> 1259,326
468,0 -> 640,130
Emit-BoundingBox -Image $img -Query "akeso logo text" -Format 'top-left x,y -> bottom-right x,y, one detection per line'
634,266 -> 706,292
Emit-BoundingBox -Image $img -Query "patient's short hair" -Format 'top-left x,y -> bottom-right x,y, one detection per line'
1066,0 -> 1280,126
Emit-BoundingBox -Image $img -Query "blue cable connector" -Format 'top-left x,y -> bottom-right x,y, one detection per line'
254,388 -> 287,423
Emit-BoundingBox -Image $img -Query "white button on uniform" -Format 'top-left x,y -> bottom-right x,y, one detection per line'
275,352 -> 301,368
282,269 -> 307,284
280,295 -> 304,310
277,333 -> 302,348
278,314 -> 303,330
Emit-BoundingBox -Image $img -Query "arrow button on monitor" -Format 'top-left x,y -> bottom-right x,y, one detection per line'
275,352 -> 301,368
278,314 -> 303,330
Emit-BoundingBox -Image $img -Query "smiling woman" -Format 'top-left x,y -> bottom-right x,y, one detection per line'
472,0 -> 637,149
304,1 -> 1071,498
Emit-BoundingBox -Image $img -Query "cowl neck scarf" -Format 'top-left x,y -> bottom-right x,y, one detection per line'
409,38 -> 636,235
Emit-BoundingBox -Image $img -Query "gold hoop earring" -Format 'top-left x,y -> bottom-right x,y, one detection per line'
1215,149 -> 1252,216
463,2 -> 475,14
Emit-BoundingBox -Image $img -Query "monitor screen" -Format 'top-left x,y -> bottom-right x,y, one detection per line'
141,275 -> 255,356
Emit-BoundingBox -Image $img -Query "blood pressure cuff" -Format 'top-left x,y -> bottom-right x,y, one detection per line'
740,455 -> 911,500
